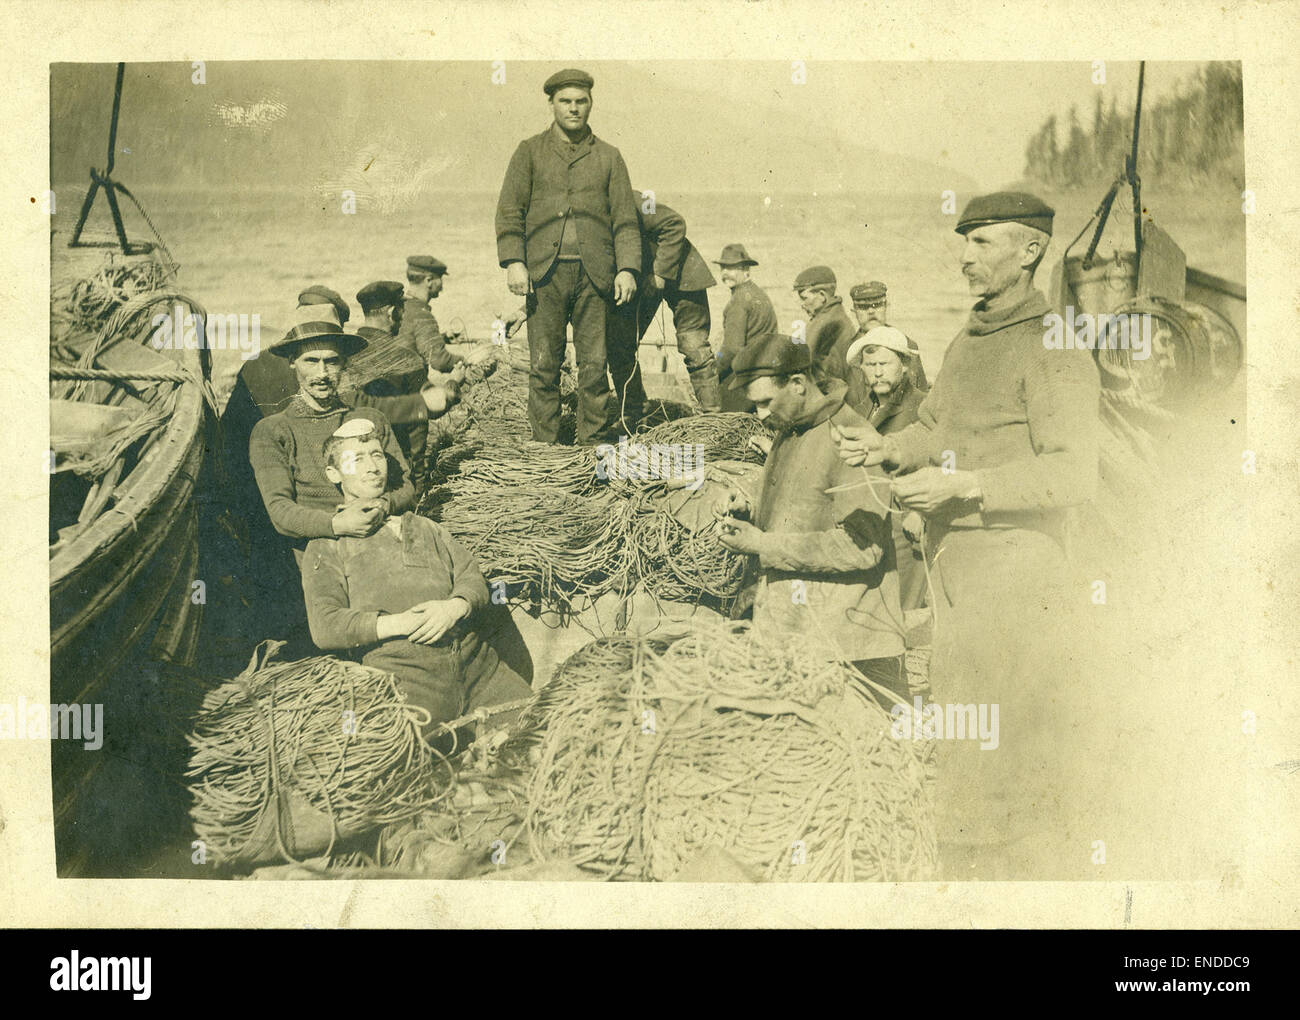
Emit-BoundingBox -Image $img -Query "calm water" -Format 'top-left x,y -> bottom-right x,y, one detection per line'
63,185 -> 1246,398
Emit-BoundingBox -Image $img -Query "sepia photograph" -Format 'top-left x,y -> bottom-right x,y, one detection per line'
5,0 -> 1298,941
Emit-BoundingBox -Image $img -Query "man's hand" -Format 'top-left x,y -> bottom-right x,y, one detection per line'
829,421 -> 890,467
747,434 -> 773,458
504,305 -> 528,338
613,270 -> 638,306
715,517 -> 765,555
506,262 -> 530,297
891,467 -> 982,514
332,500 -> 385,538
407,597 -> 471,645
901,510 -> 925,544
450,362 -> 468,385
421,383 -> 449,416
712,486 -> 752,521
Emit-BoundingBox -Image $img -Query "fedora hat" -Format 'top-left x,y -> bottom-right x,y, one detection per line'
268,320 -> 367,360
713,242 -> 759,268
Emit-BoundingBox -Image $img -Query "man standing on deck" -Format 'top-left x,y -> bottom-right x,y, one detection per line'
714,244 -> 777,413
711,333 -> 907,703
607,189 -> 722,430
831,192 -> 1101,880
396,255 -> 466,376
495,67 -> 641,445
793,265 -> 857,383
849,280 -> 929,390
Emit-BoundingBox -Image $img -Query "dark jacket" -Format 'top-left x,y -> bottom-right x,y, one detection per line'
807,297 -> 856,382
866,372 -> 926,436
495,126 -> 641,294
633,190 -> 716,292
718,278 -> 779,412
346,326 -> 431,463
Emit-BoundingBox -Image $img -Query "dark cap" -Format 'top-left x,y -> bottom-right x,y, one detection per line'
955,191 -> 1055,236
407,255 -> 448,277
712,243 -> 759,268
357,280 -> 405,310
544,68 -> 594,96
850,281 -> 888,304
726,333 -> 814,390
298,285 -> 350,325
793,265 -> 837,291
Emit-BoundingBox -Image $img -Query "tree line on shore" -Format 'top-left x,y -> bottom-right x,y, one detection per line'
1022,62 -> 1244,190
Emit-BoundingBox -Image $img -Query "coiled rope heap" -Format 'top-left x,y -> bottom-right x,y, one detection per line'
523,619 -> 937,881
186,640 -> 453,867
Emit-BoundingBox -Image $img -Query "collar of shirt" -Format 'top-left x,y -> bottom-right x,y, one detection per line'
967,288 -> 1050,336
548,122 -> 594,155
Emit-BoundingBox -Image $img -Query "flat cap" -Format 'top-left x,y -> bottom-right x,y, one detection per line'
332,418 -> 378,440
955,191 -> 1055,236
793,265 -> 837,291
544,68 -> 594,96
726,333 -> 814,390
712,242 -> 759,268
298,285 -> 351,325
850,281 -> 888,304
357,280 -> 405,309
407,255 -> 449,276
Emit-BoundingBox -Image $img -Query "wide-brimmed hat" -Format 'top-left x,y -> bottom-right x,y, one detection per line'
713,243 -> 759,268
268,314 -> 368,359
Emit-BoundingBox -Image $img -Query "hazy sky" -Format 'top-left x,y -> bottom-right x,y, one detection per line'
51,60 -> 1210,196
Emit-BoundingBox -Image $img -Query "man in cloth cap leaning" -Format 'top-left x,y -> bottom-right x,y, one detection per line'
397,255 -> 467,376
495,68 -> 641,445
713,332 -> 908,704
793,265 -> 857,383
832,191 -> 1101,879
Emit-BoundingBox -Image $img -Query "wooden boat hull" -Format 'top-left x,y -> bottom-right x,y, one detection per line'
49,256 -> 212,875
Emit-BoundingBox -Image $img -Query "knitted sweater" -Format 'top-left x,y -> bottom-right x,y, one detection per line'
890,289 -> 1100,530
248,396 -> 414,547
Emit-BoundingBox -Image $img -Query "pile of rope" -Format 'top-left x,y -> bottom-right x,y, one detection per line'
522,620 -> 937,881
51,254 -> 175,344
434,486 -> 639,612
628,492 -> 747,612
186,640 -> 452,867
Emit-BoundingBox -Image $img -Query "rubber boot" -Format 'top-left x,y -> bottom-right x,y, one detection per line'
679,330 -> 721,412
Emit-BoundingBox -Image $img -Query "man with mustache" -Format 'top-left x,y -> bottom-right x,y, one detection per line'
830,192 -> 1101,880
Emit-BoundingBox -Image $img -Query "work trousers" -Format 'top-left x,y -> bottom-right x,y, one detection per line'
608,286 -> 717,426
527,259 -> 612,445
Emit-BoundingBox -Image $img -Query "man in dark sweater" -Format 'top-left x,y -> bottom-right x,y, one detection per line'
833,192 -> 1101,880
302,422 -> 532,743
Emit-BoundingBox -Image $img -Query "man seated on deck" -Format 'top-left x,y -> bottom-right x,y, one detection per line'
711,332 -> 907,704
249,318 -> 428,570
302,420 -> 534,746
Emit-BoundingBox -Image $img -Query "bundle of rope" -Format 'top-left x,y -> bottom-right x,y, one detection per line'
51,254 -> 175,344
628,492 -> 747,611
185,640 -> 453,867
432,485 -> 639,612
523,620 -> 937,881
448,438 -> 602,497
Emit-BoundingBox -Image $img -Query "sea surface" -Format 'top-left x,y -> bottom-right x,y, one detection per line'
57,184 -> 1247,401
